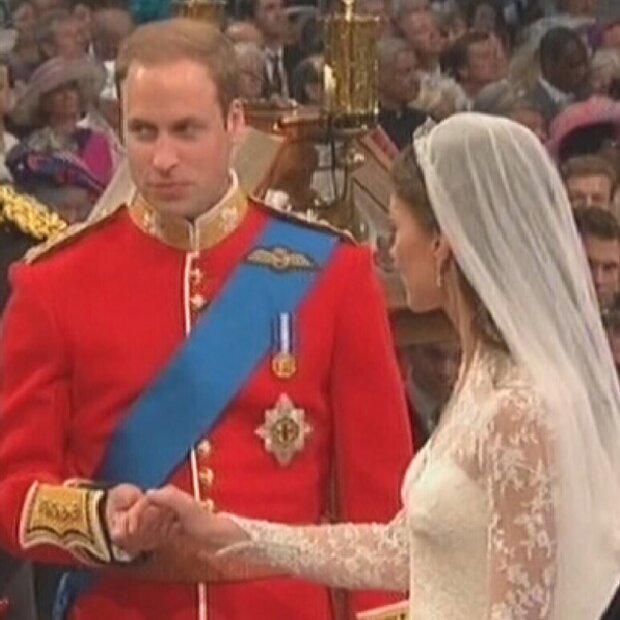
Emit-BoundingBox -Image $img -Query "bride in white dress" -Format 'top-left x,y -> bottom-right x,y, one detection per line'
116,114 -> 620,620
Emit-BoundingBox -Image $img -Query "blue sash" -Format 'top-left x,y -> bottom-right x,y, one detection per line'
53,217 -> 337,619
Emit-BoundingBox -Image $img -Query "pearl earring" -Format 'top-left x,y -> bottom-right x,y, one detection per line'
436,267 -> 443,288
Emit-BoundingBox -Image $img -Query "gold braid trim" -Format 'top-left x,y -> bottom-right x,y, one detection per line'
19,482 -> 112,565
0,185 -> 67,241
256,200 -> 356,244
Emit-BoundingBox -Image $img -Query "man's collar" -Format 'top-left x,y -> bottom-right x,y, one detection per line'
128,172 -> 249,252
539,76 -> 574,107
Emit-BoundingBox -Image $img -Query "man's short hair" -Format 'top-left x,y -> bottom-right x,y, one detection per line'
442,30 -> 489,79
376,36 -> 412,72
116,18 -> 239,115
34,9 -> 72,51
539,27 -> 585,73
573,205 -> 620,242
562,155 -> 618,192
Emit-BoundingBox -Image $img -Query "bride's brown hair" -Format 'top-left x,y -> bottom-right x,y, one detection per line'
391,145 -> 507,350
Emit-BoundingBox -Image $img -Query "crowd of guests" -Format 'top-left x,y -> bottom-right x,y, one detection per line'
0,0 -> 619,449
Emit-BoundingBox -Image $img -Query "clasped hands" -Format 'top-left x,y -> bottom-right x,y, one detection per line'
105,484 -> 244,556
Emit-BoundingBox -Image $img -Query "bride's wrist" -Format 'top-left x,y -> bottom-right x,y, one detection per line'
209,513 -> 249,549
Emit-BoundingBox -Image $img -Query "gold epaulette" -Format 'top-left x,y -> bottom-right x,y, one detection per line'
0,185 -> 67,241
256,200 -> 356,244
25,199 -> 123,264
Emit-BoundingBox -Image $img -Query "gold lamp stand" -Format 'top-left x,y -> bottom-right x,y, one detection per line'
171,0 -> 226,25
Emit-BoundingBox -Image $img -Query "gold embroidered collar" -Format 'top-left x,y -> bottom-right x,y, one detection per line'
128,175 -> 249,252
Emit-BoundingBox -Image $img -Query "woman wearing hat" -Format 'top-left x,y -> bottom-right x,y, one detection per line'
10,55 -> 114,189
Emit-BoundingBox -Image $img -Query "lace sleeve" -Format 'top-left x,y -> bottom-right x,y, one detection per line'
483,391 -> 557,620
220,510 -> 409,591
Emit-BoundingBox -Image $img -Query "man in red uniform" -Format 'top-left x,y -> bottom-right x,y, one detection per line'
0,18 -> 412,620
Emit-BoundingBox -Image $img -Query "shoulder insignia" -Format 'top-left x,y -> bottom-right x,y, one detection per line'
24,199 -> 124,264
0,185 -> 67,241
254,199 -> 356,244
246,246 -> 317,272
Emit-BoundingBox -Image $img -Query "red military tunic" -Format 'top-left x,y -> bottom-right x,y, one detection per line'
0,181 -> 413,620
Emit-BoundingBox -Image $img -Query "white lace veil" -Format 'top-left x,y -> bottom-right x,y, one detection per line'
413,113 -> 620,619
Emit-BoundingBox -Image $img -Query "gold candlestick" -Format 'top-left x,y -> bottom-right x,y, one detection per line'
322,0 -> 379,129
171,0 -> 226,24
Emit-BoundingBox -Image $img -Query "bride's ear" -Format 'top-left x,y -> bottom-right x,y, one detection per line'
432,233 -> 453,276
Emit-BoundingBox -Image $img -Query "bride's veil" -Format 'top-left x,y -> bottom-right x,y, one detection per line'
413,113 -> 620,618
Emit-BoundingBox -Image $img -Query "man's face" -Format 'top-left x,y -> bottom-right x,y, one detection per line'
582,234 -> 620,309
400,10 -> 442,57
54,18 -> 87,59
381,49 -> 419,103
92,9 -> 134,62
566,173 -> 615,209
404,342 -> 461,404
123,59 -> 244,219
547,39 -> 590,95
466,35 -> 507,89
254,0 -> 287,42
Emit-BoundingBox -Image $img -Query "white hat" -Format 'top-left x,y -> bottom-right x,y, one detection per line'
11,56 -> 106,126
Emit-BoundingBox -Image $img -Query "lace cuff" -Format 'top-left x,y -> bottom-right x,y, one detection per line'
217,511 -> 410,591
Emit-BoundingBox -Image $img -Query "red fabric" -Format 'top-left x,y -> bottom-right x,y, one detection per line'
0,201 -> 413,620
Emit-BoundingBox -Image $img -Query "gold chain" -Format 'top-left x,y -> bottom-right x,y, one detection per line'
0,185 -> 67,240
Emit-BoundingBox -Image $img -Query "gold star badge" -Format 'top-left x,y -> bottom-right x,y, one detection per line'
256,394 -> 312,466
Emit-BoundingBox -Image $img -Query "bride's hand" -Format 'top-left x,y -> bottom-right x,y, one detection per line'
146,485 -> 248,552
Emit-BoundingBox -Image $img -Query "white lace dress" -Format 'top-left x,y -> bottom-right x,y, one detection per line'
224,344 -> 558,620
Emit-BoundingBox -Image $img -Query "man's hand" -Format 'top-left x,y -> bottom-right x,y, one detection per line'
106,483 -> 177,555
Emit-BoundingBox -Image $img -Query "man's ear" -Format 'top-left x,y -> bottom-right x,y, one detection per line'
225,98 -> 246,143
226,99 -> 245,128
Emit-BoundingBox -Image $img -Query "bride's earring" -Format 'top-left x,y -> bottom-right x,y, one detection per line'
436,266 -> 444,289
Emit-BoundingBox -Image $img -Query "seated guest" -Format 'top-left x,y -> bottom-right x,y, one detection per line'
474,78 -> 548,141
235,41 -> 267,100
397,7 -> 443,76
527,26 -> 591,122
7,149 -> 106,223
443,30 -> 508,103
591,48 -> 620,98
398,340 -> 461,449
224,20 -> 264,46
35,10 -> 89,63
8,2 -> 40,85
561,154 -> 618,209
251,0 -> 299,99
10,56 -> 114,188
377,37 -> 427,149
290,54 -> 322,105
547,96 -> 620,164
574,206 -> 620,311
